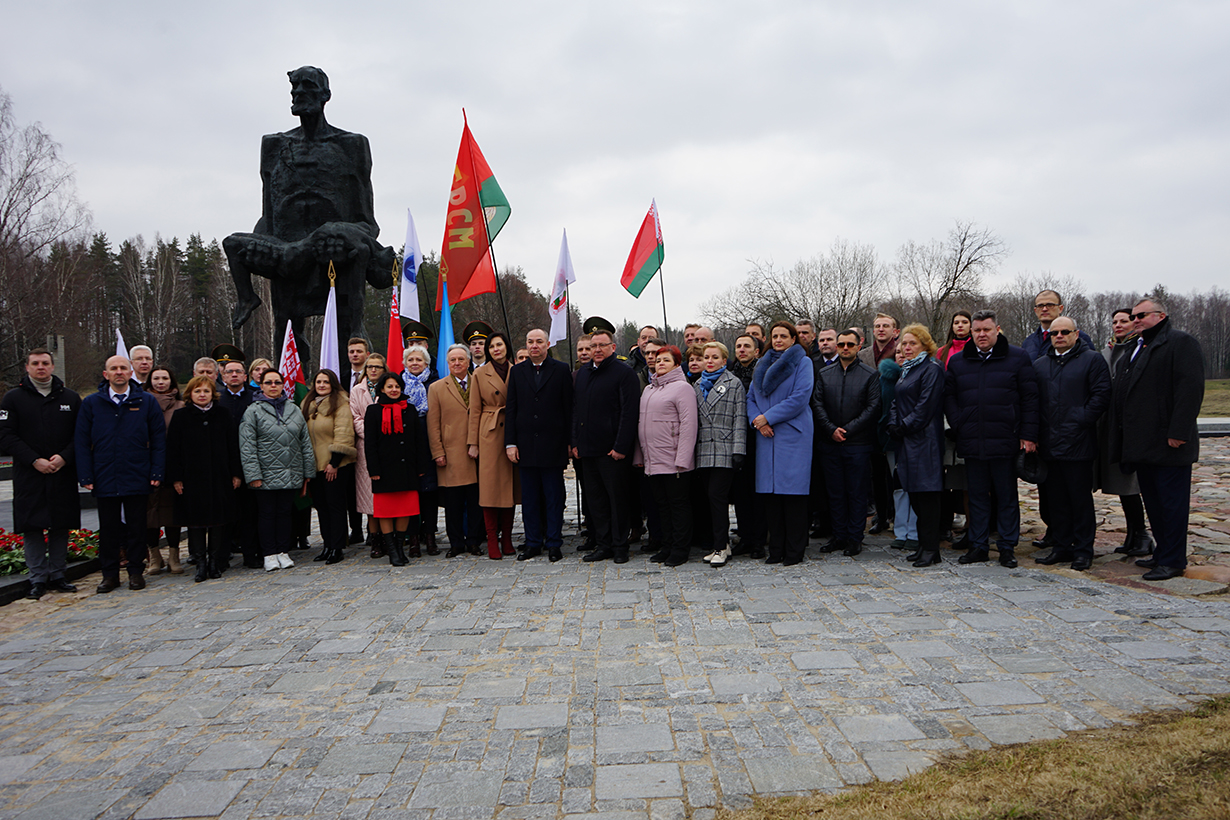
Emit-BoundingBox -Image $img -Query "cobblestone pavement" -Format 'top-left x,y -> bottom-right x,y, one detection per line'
1,441 -> 1229,820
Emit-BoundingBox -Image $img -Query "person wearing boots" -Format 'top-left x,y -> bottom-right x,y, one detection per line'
0,348 -> 82,600
75,355 -> 167,593
366,372 -> 426,565
144,367 -> 184,575
467,331 -> 520,560
167,376 -> 242,581
302,369 -> 357,565
402,343 -> 439,556
1099,308 -> 1154,558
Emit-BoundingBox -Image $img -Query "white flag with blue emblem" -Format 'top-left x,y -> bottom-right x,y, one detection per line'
401,208 -> 422,321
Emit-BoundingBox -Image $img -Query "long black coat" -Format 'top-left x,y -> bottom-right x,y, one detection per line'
1112,318 -> 1204,467
364,400 -> 427,494
165,404 -> 241,527
944,335 -> 1040,460
505,357 -> 574,469
1033,345 -> 1111,461
0,376 -> 82,532
573,356 -> 640,458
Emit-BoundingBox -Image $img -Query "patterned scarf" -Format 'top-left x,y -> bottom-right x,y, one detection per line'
402,369 -> 430,416
697,366 -> 726,400
901,352 -> 930,375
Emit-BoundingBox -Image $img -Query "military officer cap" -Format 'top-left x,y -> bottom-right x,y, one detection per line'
582,316 -> 616,335
462,321 -> 494,344
211,344 -> 245,364
402,318 -> 434,345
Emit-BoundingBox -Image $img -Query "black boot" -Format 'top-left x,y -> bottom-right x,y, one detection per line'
389,532 -> 408,567
192,534 -> 208,583
958,549 -> 990,564
325,544 -> 345,564
1124,528 -> 1155,557
1113,527 -> 1137,554
424,531 -> 440,556
405,532 -> 421,559
912,551 -> 941,567
583,547 -> 614,563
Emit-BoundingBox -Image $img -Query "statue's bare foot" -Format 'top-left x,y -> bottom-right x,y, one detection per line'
232,295 -> 262,329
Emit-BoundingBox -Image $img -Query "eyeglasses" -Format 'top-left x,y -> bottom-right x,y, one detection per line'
835,342 -> 859,348
1130,310 -> 1161,321
1050,329 -> 1074,336
1034,302 -> 1059,310
366,364 -> 384,370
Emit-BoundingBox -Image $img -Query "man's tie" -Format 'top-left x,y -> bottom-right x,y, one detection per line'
115,393 -> 126,405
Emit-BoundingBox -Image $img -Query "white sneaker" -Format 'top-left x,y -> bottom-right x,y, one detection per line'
263,555 -> 280,572
276,553 -> 295,569
709,546 -> 732,567
702,551 -> 717,563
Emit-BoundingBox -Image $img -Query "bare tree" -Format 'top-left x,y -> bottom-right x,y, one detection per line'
894,221 -> 1006,332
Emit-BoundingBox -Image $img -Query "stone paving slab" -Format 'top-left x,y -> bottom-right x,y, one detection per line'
2,450 -> 1230,820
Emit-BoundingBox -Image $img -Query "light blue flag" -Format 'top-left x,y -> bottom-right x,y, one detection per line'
436,279 -> 455,380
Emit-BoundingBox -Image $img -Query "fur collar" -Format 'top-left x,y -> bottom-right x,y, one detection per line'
753,344 -> 806,397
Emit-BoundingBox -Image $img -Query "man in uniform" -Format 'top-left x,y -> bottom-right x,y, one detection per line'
464,321 -> 494,369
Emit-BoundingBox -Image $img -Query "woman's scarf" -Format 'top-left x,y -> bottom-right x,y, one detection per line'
253,392 -> 288,420
491,359 -> 510,382
378,396 -> 409,435
697,366 -> 726,400
402,369 -> 430,416
901,351 -> 930,376
752,343 -> 805,397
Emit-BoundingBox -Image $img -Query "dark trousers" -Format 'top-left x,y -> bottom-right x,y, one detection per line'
765,494 -> 808,563
908,490 -> 943,554
689,468 -> 712,548
640,471 -> 661,547
1120,493 -> 1146,531
233,484 -> 260,565
346,461 -> 362,535
22,528 -> 69,584
650,472 -> 693,559
821,443 -> 872,545
1137,463 -> 1192,570
187,526 -> 227,567
310,466 -> 350,552
416,489 -> 439,537
808,441 -> 831,535
695,467 -> 736,551
1042,459 -> 1095,560
439,483 -> 481,550
870,452 -> 893,523
98,495 -> 149,578
965,457 -> 1020,552
733,433 -> 766,549
520,466 -> 565,551
580,455 -> 631,552
255,488 -> 295,557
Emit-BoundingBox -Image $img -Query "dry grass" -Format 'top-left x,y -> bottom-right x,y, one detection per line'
718,696 -> 1230,820
1203,380 -> 1230,417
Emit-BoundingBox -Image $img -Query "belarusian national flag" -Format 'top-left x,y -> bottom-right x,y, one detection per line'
436,112 -> 511,309
278,321 -> 306,399
386,286 -> 404,376
620,199 -> 664,298
548,229 -> 576,345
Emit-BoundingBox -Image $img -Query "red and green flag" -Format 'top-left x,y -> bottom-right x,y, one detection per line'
436,112 -> 511,309
620,199 -> 664,298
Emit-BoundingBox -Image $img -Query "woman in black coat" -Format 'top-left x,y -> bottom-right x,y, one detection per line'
364,372 -> 427,566
167,376 -> 242,582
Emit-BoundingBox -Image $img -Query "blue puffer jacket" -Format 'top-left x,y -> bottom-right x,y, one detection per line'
943,335 -> 1040,460
1033,344 -> 1111,461
74,385 -> 167,497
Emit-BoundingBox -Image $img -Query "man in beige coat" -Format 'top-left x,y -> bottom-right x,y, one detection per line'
428,344 -> 483,557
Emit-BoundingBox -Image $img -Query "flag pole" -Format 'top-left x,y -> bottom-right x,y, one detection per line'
658,266 -> 669,345
486,244 -> 513,338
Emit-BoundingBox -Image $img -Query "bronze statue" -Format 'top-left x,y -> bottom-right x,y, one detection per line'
224,66 -> 394,367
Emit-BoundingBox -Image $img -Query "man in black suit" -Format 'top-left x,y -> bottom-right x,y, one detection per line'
572,327 -> 640,564
506,329 -> 574,562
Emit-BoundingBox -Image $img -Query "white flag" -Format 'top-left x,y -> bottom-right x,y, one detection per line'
400,208 -> 422,321
548,228 -> 577,345
115,328 -> 129,360
319,280 -> 341,378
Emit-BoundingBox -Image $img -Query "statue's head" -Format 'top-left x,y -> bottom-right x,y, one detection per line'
288,66 -> 331,117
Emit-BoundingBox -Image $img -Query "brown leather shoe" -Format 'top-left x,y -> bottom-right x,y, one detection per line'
96,576 -> 121,594
128,573 -> 146,591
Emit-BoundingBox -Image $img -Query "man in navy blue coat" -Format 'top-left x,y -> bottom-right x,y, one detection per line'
75,355 -> 167,593
506,329 -> 574,562
944,310 -> 1039,568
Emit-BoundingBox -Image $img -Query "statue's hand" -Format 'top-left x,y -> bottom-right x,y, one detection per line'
240,237 -> 284,272
311,223 -> 368,264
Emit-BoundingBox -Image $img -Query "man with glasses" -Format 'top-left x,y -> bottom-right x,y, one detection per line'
1031,317 -> 1111,571
1022,290 -> 1092,361
1110,298 -> 1204,581
811,329 -> 881,557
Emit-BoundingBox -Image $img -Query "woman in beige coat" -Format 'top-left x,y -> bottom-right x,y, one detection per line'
303,369 -> 357,564
350,353 -> 385,557
467,331 -> 521,559
428,344 -> 482,557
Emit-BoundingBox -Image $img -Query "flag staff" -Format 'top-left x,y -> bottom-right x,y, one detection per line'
486,243 -> 513,338
657,268 -> 669,345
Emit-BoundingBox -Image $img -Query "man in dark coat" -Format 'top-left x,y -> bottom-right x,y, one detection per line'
812,329 -> 881,557
572,329 -> 640,564
1031,317 -> 1111,571
218,357 -> 257,563
0,348 -> 82,599
75,355 -> 167,593
1111,298 -> 1205,581
1021,289 -> 1094,361
506,329 -> 574,562
944,310 -> 1039,568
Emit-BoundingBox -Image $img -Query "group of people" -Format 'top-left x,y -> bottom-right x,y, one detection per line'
1,289 -> 1204,599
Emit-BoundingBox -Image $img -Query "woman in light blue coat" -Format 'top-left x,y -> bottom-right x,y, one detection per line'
747,321 -> 814,565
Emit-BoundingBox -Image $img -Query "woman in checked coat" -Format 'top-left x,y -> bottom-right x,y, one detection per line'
693,341 -> 746,568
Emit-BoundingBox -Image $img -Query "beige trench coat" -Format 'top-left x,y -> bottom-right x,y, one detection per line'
427,376 -> 478,487
466,365 -> 521,508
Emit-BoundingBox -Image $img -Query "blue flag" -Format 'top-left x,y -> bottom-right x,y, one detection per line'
436,279 -> 455,380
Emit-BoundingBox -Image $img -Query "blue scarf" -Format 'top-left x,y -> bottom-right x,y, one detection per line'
402,370 -> 430,416
697,366 -> 726,400
901,352 -> 930,375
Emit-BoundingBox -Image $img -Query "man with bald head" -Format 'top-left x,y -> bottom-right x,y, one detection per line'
1031,317 -> 1111,571
75,356 -> 167,593
506,329 -> 574,561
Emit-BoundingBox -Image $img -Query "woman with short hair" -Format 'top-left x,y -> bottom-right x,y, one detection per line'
635,345 -> 698,566
301,369 -> 356,565
694,341 -> 747,568
403,346 -> 440,555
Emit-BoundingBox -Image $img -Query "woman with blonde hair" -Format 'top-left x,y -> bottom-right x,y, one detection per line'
302,369 -> 356,564
350,353 -> 387,557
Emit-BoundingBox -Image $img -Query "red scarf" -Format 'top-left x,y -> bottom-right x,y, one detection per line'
380,400 -> 408,435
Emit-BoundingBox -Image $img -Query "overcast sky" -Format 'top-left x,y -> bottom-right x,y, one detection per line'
3,0 -> 1227,327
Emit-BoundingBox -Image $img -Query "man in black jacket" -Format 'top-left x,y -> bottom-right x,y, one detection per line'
572,329 -> 640,564
1112,298 -> 1205,581
506,329 -> 574,562
1031,317 -> 1111,571
0,349 -> 82,599
812,329 -> 881,557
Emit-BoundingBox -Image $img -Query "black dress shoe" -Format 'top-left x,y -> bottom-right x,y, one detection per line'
1032,536 -> 1054,548
842,542 -> 863,557
548,548 -> 562,563
1123,530 -> 1156,557
748,547 -> 766,559
765,555 -> 782,564
516,548 -> 542,561
1135,556 -> 1158,569
958,550 -> 990,564
128,574 -> 146,591
782,557 -> 803,567
664,556 -> 688,567
26,583 -> 46,600
613,550 -> 630,564
583,548 -> 613,563
97,576 -> 121,593
998,553 -> 1018,569
1034,549 -> 1074,565
313,551 -> 329,562
48,579 -> 77,593
1070,556 -> 1093,571
912,551 -> 941,567
868,517 -> 887,535
650,550 -> 671,563
1142,565 -> 1184,581
446,545 -> 465,558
